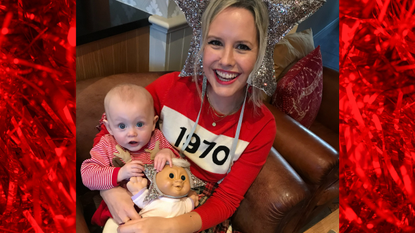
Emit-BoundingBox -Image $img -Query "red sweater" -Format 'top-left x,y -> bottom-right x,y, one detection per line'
146,72 -> 276,230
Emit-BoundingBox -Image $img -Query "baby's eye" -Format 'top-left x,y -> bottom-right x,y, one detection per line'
118,123 -> 126,129
236,44 -> 251,51
169,173 -> 174,179
136,122 -> 144,127
181,175 -> 186,181
208,40 -> 222,46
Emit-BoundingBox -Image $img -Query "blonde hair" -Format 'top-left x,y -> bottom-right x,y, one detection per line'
194,0 -> 269,111
104,84 -> 154,120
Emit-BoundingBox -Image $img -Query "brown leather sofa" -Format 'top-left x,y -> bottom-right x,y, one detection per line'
76,68 -> 339,233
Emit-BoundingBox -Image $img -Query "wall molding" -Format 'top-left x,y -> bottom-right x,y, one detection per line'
149,13 -> 191,71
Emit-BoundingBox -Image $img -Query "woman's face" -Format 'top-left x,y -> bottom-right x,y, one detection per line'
203,7 -> 258,99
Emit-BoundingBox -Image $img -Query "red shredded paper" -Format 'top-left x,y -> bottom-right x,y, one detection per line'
0,0 -> 76,232
340,0 -> 415,232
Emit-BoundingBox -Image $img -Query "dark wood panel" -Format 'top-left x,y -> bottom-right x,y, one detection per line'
76,26 -> 149,81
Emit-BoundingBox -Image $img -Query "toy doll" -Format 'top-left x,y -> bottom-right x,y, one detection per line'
127,158 -> 205,218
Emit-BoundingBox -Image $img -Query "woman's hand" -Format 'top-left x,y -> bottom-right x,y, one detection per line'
117,217 -> 174,233
100,187 -> 141,224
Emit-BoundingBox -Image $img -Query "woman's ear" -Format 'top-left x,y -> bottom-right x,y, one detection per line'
152,115 -> 159,131
103,119 -> 114,135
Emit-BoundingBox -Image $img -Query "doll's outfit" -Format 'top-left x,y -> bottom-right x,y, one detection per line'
81,128 -> 180,226
132,189 -> 195,218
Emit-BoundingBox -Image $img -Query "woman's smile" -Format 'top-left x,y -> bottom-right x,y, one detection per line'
214,69 -> 240,84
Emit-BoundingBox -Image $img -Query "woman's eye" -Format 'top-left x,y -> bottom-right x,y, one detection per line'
208,40 -> 222,46
169,173 -> 174,179
181,175 -> 186,181
236,44 -> 251,51
136,122 -> 144,127
118,123 -> 126,129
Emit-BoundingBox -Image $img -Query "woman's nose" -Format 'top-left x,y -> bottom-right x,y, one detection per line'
220,46 -> 235,67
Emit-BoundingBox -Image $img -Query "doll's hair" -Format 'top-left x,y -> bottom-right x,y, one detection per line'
104,83 -> 154,120
193,0 -> 269,111
166,158 -> 191,168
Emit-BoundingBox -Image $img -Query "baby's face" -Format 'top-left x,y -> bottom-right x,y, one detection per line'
106,96 -> 156,151
156,165 -> 190,197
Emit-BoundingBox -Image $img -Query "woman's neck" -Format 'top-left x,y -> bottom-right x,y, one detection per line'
206,86 -> 245,116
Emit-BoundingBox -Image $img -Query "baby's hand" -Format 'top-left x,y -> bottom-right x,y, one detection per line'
153,149 -> 174,172
117,160 -> 144,182
188,190 -> 199,207
127,177 -> 148,196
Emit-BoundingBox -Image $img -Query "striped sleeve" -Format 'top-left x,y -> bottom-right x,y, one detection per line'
80,135 -> 120,190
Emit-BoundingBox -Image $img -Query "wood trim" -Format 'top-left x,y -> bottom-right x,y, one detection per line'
76,26 -> 149,81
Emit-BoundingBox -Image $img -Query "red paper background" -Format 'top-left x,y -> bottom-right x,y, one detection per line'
0,0 -> 76,232
340,0 -> 415,232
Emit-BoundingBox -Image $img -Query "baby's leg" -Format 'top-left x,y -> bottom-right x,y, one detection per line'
102,218 -> 118,233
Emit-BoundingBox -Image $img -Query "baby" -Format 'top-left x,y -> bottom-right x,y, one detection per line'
80,84 -> 179,232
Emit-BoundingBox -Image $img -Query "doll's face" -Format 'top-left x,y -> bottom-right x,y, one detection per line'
156,165 -> 190,197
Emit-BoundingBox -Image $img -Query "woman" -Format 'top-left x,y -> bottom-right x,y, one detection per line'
97,0 -> 282,232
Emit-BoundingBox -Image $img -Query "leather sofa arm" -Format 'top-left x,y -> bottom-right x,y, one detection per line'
232,147 -> 310,233
265,102 -> 338,185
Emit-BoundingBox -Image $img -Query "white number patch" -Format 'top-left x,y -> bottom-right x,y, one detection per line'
160,106 -> 249,174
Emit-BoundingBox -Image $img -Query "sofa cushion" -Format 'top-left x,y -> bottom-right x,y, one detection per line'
273,28 -> 315,81
271,46 -> 323,128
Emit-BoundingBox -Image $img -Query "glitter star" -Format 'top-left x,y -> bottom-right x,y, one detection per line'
173,0 -> 325,96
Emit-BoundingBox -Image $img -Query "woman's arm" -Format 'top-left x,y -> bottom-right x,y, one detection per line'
100,186 -> 141,224
117,212 -> 202,233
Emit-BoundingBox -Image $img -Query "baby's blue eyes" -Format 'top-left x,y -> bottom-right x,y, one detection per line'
117,122 -> 143,129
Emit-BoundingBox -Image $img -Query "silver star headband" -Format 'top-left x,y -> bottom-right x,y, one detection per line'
143,159 -> 206,203
174,0 -> 325,96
